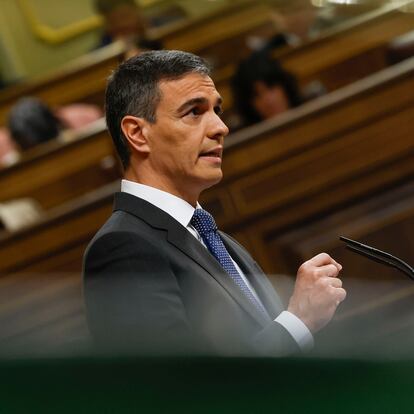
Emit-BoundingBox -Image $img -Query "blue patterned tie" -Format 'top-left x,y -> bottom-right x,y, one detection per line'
191,208 -> 268,317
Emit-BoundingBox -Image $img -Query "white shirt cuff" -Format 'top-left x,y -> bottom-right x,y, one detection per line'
275,311 -> 314,352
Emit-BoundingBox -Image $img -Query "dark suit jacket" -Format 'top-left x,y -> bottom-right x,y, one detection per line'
83,192 -> 298,356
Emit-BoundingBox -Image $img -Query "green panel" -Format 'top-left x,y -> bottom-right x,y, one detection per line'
0,356 -> 412,413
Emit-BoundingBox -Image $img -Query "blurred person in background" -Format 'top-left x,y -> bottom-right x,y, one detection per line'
8,97 -> 63,151
232,51 -> 303,126
94,0 -> 159,51
0,97 -> 102,230
0,125 -> 43,231
7,97 -> 102,152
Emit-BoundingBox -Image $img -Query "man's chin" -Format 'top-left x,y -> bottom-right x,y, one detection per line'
199,171 -> 223,191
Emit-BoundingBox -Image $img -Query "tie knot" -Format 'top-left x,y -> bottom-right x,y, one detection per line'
191,208 -> 217,236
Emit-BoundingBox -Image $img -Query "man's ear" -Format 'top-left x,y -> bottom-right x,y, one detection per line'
120,115 -> 151,154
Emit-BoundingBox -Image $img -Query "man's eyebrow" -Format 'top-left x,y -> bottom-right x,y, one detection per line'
176,96 -> 223,113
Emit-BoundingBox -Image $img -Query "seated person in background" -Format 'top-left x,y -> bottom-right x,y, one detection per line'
7,97 -> 102,152
94,0 -> 158,51
8,97 -> 62,151
232,52 -> 302,126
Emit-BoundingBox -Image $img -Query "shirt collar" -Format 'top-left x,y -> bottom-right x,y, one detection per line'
121,179 -> 200,228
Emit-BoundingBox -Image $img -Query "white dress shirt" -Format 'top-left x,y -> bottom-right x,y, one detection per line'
121,179 -> 313,351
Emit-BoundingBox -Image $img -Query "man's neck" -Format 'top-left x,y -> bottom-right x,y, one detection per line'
124,170 -> 199,207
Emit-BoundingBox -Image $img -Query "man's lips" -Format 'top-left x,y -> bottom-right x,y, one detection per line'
198,146 -> 223,159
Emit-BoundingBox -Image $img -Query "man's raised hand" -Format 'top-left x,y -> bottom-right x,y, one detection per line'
287,253 -> 346,333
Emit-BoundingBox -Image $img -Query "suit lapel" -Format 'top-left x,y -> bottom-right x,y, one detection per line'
113,192 -> 269,327
166,229 -> 270,326
220,232 -> 285,320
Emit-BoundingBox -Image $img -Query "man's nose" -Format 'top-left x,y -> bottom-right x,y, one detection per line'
208,113 -> 229,140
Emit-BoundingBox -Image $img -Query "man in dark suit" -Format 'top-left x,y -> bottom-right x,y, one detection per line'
83,50 -> 346,356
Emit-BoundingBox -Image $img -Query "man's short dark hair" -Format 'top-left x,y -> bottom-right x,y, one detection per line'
105,50 -> 210,169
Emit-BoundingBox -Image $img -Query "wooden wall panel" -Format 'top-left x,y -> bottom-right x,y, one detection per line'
0,182 -> 116,274
269,180 -> 414,354
280,4 -> 414,89
161,2 -> 275,63
0,271 -> 88,354
0,125 -> 119,209
0,185 -> 116,354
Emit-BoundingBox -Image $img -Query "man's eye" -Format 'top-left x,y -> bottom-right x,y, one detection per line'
215,107 -> 223,116
186,107 -> 201,117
